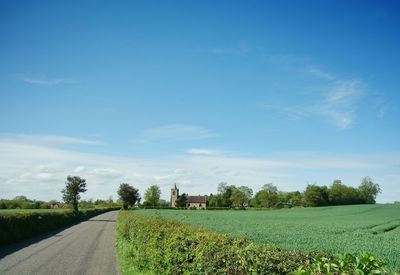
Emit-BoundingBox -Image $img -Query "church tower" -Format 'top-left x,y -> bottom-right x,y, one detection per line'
170,184 -> 179,207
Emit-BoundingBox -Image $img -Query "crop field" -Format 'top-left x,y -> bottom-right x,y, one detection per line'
137,204 -> 400,271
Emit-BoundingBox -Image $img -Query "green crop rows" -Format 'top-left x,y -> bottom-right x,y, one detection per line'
137,204 -> 400,271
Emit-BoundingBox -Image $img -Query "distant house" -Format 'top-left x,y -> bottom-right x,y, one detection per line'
186,195 -> 207,209
170,184 -> 207,209
49,202 -> 64,209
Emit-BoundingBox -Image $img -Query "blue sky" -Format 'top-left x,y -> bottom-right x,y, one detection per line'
1,1 -> 399,202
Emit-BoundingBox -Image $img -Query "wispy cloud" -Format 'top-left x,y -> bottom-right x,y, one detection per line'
0,138 -> 398,202
307,68 -> 336,81
18,76 -> 77,85
324,79 -> 363,107
267,67 -> 365,130
1,134 -> 104,145
186,148 -> 221,156
320,79 -> 364,129
135,124 -> 217,142
202,44 -> 262,56
375,98 -> 390,119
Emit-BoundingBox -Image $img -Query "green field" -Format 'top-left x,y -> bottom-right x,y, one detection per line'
137,204 -> 400,271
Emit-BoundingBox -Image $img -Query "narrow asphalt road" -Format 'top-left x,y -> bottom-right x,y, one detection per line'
0,211 -> 120,275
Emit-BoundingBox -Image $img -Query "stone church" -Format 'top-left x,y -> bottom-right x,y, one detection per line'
170,184 -> 207,209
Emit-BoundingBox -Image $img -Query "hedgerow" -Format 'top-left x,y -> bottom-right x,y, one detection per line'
295,252 -> 392,274
117,211 -> 323,274
117,211 -> 393,275
137,206 -> 400,271
0,208 -> 119,247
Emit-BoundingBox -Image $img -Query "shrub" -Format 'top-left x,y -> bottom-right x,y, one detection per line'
117,211 -> 394,275
0,208 -> 119,247
116,211 -> 326,274
295,252 -> 391,274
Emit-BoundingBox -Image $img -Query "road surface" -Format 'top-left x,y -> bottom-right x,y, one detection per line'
0,211 -> 120,275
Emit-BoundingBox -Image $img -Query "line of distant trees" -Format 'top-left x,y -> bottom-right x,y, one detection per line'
0,196 -> 51,209
208,177 -> 381,208
1,176 -> 382,211
117,183 -> 170,209
0,176 -> 166,211
0,195 -> 121,210
0,178 -> 167,211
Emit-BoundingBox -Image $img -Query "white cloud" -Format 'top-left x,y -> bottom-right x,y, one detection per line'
136,124 -> 216,142
319,79 -> 364,129
18,76 -> 77,85
200,44 -> 262,56
307,68 -> 336,81
267,68 -> 365,130
374,98 -> 390,119
324,80 -> 363,107
1,134 -> 103,145
0,138 -> 399,203
186,148 -> 221,155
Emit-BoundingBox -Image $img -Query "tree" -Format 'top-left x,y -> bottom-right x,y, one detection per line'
175,193 -> 188,208
14,195 -> 29,201
328,180 -> 361,205
61,176 -> 87,212
217,182 -> 236,207
108,196 -> 114,208
230,189 -> 248,208
144,185 -> 161,207
158,199 -> 170,207
252,183 -> 279,208
262,183 -> 278,194
238,186 -> 253,201
253,189 -> 278,208
303,184 -> 329,207
253,190 -> 268,207
118,183 -> 140,210
358,177 -> 381,204
217,182 -> 229,193
286,191 -> 303,207
207,194 -> 217,207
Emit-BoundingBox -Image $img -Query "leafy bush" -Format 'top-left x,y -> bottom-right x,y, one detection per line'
116,211 -> 325,274
295,252 -> 391,274
0,208 -> 119,247
117,211 -> 395,275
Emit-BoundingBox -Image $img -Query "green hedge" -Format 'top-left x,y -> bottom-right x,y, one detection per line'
295,252 -> 392,274
117,211 -> 393,275
0,208 -> 119,247
117,211 -> 326,274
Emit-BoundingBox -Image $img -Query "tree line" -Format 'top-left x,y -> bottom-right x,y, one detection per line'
0,176 -> 163,211
208,177 -> 381,208
1,175 -> 382,211
62,176 -> 165,211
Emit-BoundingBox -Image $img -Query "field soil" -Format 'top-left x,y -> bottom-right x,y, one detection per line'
0,211 -> 120,275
